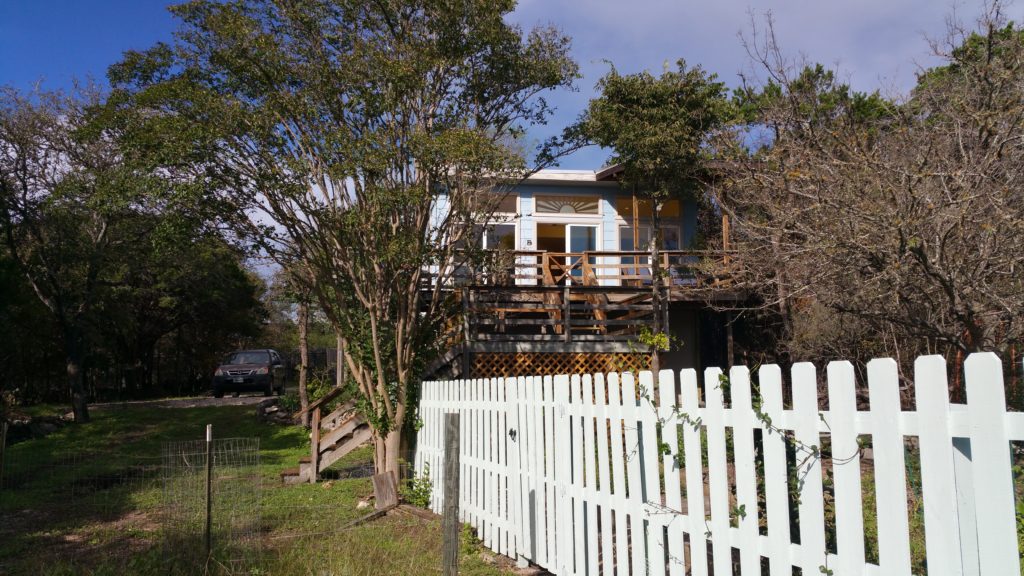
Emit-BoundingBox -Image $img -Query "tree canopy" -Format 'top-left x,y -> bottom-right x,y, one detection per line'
108,0 -> 578,473
714,9 -> 1024,390
0,86 -> 263,416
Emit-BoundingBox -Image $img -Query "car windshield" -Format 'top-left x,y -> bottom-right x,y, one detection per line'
225,351 -> 270,365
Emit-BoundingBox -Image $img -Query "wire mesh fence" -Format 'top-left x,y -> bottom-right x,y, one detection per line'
0,428 -> 427,575
161,436 -> 262,573
0,433 -> 263,574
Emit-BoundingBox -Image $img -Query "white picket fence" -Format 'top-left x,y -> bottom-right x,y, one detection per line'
414,353 -> 1024,575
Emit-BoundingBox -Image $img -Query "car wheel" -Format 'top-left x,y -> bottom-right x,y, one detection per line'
214,388 -> 224,399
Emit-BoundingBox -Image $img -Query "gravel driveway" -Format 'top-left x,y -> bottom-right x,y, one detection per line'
91,394 -> 272,411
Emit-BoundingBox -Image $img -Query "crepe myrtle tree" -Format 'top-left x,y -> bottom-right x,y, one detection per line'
107,0 -> 578,474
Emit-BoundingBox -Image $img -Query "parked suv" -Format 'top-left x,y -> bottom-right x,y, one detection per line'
212,349 -> 285,398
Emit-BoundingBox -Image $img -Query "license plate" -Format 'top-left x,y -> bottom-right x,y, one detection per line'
233,377 -> 244,383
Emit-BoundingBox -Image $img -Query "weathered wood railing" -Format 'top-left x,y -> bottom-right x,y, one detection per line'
464,285 -> 662,343
463,249 -> 734,287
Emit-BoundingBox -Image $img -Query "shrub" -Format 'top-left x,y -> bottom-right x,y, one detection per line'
400,463 -> 433,508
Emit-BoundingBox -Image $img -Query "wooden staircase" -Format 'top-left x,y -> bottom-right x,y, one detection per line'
280,391 -> 373,484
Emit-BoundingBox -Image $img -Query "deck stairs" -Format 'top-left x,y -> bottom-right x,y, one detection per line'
280,394 -> 373,484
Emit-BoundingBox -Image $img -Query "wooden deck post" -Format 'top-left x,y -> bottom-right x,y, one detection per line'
563,286 -> 571,343
310,407 -> 321,484
462,289 -> 471,345
442,413 -> 461,576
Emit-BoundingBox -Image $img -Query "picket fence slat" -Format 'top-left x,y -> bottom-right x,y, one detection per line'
570,374 -> 586,576
914,356 -> 964,576
581,374 -> 600,576
658,368 -> 685,576
965,353 -> 1021,575
792,362 -> 827,573
679,368 -> 709,576
730,366 -> 761,576
620,373 -> 646,575
758,365 -> 792,574
606,373 -> 629,576
827,361 -> 865,574
544,376 -> 557,570
593,373 -> 616,576
703,367 -> 732,576
555,375 -> 572,575
869,359 -> 913,572
638,371 -> 666,576
414,352 -> 1022,576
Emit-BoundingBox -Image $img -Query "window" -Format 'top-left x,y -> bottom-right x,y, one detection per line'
615,197 -> 680,218
619,226 -> 651,251
470,191 -> 518,214
226,351 -> 270,365
619,226 -> 680,250
535,195 -> 600,214
482,223 -> 516,250
662,227 -> 681,250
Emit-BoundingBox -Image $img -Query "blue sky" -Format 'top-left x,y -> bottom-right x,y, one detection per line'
2,0 -> 1012,168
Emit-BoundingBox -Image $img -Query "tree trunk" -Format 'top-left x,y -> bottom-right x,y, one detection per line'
65,331 -> 90,423
336,331 -> 345,389
650,201 -> 664,373
374,427 -> 404,476
298,301 -> 310,427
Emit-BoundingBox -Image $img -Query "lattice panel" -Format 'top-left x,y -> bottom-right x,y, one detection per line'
471,352 -> 652,379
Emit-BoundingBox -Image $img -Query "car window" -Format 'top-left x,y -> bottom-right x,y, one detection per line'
226,351 -> 270,364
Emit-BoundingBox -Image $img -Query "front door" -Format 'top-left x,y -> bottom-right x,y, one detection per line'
565,224 -> 598,283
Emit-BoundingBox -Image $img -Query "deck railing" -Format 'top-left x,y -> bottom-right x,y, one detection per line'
464,285 -> 662,343
460,249 -> 734,288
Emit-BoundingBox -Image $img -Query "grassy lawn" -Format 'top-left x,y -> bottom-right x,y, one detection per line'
0,402 -> 519,575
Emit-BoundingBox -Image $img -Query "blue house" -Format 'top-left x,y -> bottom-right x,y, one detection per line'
432,165 -> 739,380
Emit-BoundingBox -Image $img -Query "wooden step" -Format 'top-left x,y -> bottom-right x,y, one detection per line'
321,401 -> 358,430
316,424 -> 373,473
319,414 -> 366,450
279,466 -> 308,485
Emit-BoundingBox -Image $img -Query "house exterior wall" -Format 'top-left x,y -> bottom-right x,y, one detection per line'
425,170 -> 709,378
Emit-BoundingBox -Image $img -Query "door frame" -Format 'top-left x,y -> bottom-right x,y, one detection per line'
564,223 -> 600,284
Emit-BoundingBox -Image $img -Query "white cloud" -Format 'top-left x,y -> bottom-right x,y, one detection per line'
509,0 -> 1020,167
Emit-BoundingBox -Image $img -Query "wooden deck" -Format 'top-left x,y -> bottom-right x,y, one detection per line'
456,249 -> 741,348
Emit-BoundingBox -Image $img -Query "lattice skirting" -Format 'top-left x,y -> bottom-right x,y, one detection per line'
471,352 -> 653,379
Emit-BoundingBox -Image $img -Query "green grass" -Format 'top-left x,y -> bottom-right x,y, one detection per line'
0,402 -> 518,575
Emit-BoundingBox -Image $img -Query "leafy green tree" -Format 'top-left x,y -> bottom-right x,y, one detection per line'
92,218 -> 263,396
574,60 -> 734,368
108,0 -> 578,473
0,87 -> 150,422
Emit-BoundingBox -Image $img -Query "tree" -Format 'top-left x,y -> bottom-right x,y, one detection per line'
574,60 -> 734,368
716,7 -> 1024,386
92,218 -> 264,396
0,87 -> 139,422
108,0 -> 577,474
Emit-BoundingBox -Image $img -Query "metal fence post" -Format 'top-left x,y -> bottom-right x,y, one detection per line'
205,424 -> 213,560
